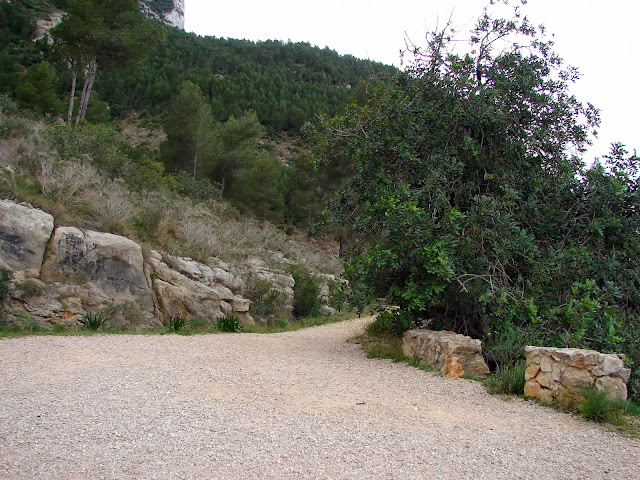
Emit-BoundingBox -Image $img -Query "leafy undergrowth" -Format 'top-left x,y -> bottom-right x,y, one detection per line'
484,361 -> 527,395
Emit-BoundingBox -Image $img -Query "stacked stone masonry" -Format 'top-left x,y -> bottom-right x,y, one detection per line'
402,329 -> 490,379
524,346 -> 631,405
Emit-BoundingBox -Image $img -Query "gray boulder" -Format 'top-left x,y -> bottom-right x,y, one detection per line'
0,200 -> 54,277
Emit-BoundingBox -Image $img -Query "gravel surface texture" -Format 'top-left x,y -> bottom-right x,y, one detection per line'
1,317 -> 639,479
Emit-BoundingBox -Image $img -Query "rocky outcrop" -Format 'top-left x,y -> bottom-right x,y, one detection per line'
34,226 -> 158,329
1,200 -> 335,330
147,252 -> 254,327
524,346 -> 631,405
140,0 -> 185,29
402,330 -> 490,379
0,200 -> 54,277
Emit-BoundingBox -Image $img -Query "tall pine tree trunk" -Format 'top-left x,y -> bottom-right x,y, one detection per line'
66,61 -> 77,126
75,60 -> 97,125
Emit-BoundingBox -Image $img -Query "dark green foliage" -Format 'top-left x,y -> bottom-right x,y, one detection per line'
364,313 -> 396,338
485,360 -> 527,395
290,267 -> 321,318
80,311 -> 106,330
315,2 -> 640,400
578,388 -> 640,424
168,316 -> 185,332
216,315 -> 241,333
97,28 -> 396,132
171,170 -> 220,201
161,80 -> 214,179
0,268 -> 12,307
0,94 -> 31,139
245,276 -> 289,321
14,61 -> 63,115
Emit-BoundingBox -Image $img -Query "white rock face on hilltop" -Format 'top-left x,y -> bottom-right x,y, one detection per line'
140,0 -> 185,30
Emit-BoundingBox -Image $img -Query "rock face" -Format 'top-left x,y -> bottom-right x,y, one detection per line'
0,200 -> 54,277
36,226 -> 158,329
147,252 -> 254,327
0,200 -> 311,330
140,0 -> 185,29
524,346 -> 631,405
0,199 -> 338,330
402,330 -> 490,379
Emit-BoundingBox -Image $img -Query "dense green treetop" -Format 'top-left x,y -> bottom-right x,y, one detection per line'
313,1 -> 639,399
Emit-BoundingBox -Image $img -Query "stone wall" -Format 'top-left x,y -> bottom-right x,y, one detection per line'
524,346 -> 631,405
402,330 -> 490,379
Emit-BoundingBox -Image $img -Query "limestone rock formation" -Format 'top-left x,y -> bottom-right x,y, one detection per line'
524,346 -> 631,404
0,199 -> 335,330
402,329 -> 490,379
140,0 -> 185,29
35,226 -> 158,328
0,200 -> 54,277
147,251 -> 254,327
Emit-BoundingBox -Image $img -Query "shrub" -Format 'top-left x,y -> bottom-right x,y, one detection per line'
168,317 -> 185,332
52,323 -> 68,334
364,313 -> 395,338
290,266 -> 320,318
485,360 -> 527,395
244,275 -> 289,321
16,278 -> 45,298
216,315 -> 241,333
172,170 -> 220,201
578,388 -> 640,424
80,312 -> 107,330
0,268 -> 12,306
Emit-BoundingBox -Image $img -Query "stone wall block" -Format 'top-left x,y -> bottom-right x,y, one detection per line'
525,346 -> 630,405
591,355 -> 625,378
525,346 -> 542,364
540,356 -> 553,373
536,372 -> 552,388
402,329 -> 490,379
562,367 -> 595,389
524,381 -> 541,399
595,377 -> 627,401
525,363 -> 540,381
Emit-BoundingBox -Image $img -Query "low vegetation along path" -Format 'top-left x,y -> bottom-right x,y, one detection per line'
1,317 -> 639,479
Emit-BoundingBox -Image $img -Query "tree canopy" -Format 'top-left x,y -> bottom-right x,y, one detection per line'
50,0 -> 164,124
314,2 -> 639,399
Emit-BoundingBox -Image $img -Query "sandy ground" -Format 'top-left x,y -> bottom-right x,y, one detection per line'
1,316 -> 639,479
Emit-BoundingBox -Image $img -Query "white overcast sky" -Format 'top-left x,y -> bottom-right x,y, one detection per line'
185,0 -> 639,163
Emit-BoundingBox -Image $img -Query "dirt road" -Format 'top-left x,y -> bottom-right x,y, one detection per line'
1,317 -> 639,479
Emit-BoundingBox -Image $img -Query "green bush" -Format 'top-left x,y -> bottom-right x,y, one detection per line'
80,312 -> 107,331
0,268 -> 12,306
290,266 -> 320,318
578,388 -> 640,424
172,170 -> 220,201
485,360 -> 527,395
216,315 -> 241,333
168,317 -> 185,332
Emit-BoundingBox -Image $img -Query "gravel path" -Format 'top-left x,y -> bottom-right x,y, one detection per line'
1,317 -> 639,479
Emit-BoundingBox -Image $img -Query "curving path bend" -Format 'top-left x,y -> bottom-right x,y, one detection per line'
1,317 -> 639,479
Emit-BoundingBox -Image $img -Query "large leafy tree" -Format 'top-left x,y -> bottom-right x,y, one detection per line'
315,1 -> 639,397
51,0 -> 163,125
